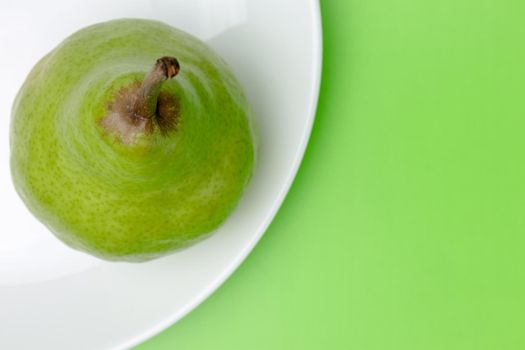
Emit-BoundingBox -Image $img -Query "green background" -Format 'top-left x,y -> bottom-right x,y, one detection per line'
138,0 -> 525,349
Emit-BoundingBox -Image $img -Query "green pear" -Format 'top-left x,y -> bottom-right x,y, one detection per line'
10,19 -> 255,262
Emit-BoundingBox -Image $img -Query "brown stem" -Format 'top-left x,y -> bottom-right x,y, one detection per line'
133,56 -> 180,119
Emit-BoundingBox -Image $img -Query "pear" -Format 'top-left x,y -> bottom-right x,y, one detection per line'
10,19 -> 255,262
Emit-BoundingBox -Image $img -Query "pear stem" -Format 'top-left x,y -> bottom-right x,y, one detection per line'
133,56 -> 180,119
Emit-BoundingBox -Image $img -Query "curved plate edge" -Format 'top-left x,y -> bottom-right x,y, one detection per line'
117,1 -> 323,349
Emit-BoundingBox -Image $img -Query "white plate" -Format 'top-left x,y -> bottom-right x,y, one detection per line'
0,0 -> 322,348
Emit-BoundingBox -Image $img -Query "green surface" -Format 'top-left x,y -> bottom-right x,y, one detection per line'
137,0 -> 525,348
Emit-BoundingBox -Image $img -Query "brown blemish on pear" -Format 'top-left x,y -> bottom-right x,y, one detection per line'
100,56 -> 180,144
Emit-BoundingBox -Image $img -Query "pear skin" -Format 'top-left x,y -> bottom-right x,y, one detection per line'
10,19 -> 255,262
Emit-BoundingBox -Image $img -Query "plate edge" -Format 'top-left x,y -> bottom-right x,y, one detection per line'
117,1 -> 324,349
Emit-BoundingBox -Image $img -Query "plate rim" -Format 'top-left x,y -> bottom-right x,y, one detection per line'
117,1 -> 323,349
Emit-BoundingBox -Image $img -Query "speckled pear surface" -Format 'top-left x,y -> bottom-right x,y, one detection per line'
10,19 -> 255,262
